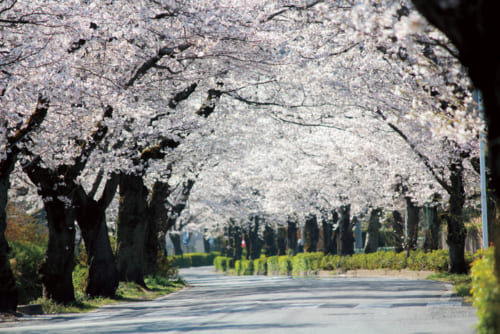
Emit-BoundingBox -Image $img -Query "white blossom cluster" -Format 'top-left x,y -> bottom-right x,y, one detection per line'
2,1 -> 481,232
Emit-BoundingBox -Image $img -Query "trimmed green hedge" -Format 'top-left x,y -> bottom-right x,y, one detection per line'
170,252 -> 220,268
214,249 -> 471,276
471,247 -> 500,334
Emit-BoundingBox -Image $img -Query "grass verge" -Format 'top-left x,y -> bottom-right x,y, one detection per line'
30,277 -> 185,314
427,273 -> 472,301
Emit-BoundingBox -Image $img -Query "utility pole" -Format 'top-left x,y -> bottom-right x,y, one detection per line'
474,89 -> 489,248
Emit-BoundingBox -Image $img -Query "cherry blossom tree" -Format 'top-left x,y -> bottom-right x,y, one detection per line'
0,97 -> 48,312
409,0 -> 500,288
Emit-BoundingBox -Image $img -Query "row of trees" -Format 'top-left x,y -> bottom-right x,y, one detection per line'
214,200 -> 445,263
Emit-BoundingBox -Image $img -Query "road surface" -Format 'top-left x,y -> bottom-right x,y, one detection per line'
0,266 -> 478,333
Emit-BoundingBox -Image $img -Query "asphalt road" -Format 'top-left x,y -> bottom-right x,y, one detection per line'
1,266 -> 478,333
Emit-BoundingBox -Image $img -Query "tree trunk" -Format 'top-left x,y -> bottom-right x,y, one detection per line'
169,233 -> 183,256
445,162 -> 467,274
321,209 -> 337,255
277,226 -> 287,255
203,233 -> 211,253
487,190 -> 498,246
423,205 -> 440,251
392,210 -> 405,253
145,181 -> 170,276
287,216 -> 298,255
263,224 -> 277,256
338,205 -> 354,256
232,225 -> 242,260
116,174 -> 149,285
304,214 -> 319,253
364,208 -> 382,254
405,197 -> 420,254
76,201 -> 118,297
74,173 -> 118,298
248,216 -> 262,260
0,175 -> 17,312
40,199 -> 76,304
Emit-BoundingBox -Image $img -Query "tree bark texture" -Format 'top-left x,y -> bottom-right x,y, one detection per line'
364,208 -> 382,254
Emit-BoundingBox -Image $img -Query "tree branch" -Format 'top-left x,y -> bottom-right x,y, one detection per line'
375,108 -> 451,193
124,43 -> 192,88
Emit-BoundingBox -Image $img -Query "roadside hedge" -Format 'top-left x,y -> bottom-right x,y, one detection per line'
170,252 -> 220,268
470,247 -> 500,334
214,249 -> 472,275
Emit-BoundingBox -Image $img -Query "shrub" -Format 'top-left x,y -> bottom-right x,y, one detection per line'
253,256 -> 267,275
214,256 -> 233,272
320,254 -> 340,271
470,247 -> 500,334
292,253 -> 307,275
156,253 -> 179,279
173,255 -> 192,268
9,242 -> 45,304
267,256 -> 279,275
240,259 -> 254,275
278,256 -> 292,275
171,252 -> 219,268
